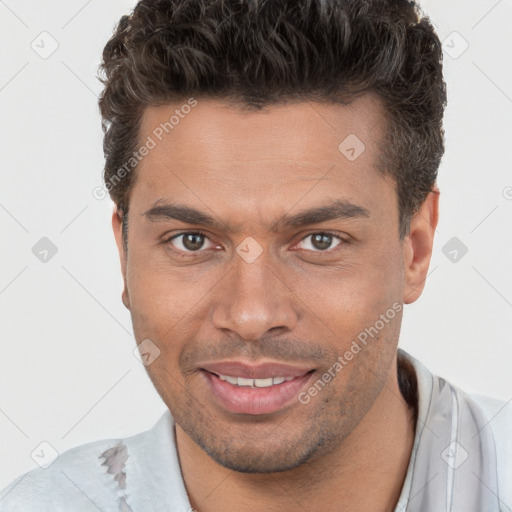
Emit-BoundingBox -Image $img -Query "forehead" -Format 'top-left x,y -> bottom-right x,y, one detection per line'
139,94 -> 385,162
131,95 -> 394,224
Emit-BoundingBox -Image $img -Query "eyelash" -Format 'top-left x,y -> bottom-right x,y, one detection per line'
294,231 -> 346,253
162,230 -> 347,255
162,230 -> 218,255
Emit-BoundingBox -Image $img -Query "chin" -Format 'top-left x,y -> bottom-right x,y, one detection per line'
188,421 -> 339,474
201,443 -> 314,474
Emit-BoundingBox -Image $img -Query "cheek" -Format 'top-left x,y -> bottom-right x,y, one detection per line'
125,254 -> 217,346
299,245 -> 401,320
354,236 -> 404,302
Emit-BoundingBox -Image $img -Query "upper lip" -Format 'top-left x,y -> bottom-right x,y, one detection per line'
200,361 -> 314,379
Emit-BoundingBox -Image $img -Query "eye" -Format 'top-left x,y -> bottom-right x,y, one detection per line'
165,231 -> 217,252
295,232 -> 345,252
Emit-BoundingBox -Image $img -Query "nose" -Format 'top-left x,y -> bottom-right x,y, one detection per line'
211,250 -> 298,341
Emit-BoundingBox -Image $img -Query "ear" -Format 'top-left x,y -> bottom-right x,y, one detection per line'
402,187 -> 440,304
112,207 -> 130,310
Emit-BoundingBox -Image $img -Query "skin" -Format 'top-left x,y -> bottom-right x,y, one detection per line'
112,94 -> 439,512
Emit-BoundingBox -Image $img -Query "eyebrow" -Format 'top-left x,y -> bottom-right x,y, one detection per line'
275,200 -> 370,231
142,199 -> 370,232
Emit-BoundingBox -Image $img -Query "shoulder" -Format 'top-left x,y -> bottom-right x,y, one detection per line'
0,436 -> 127,512
399,349 -> 511,509
468,392 -> 512,441
0,414 -> 172,512
468,392 -> 512,508
469,392 -> 512,455
470,392 -> 512,428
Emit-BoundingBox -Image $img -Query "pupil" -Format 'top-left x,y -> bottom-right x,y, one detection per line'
312,233 -> 332,250
183,233 -> 204,251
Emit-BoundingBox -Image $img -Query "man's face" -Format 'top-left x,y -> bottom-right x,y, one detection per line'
114,95 -> 416,472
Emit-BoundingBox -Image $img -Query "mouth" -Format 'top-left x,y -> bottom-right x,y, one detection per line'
215,373 -> 297,387
199,366 -> 316,415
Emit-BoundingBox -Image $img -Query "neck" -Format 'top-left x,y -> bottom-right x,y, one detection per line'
176,354 -> 417,512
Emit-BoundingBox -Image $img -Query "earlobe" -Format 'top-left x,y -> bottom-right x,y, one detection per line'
402,188 -> 440,304
121,288 -> 131,310
112,207 -> 131,310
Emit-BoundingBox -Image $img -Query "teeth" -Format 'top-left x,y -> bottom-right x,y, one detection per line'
254,378 -> 273,388
218,374 -> 295,388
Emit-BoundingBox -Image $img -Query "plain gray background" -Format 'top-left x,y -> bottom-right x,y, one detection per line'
1,0 -> 511,490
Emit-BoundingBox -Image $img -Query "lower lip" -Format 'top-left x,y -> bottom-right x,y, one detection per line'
201,370 -> 314,415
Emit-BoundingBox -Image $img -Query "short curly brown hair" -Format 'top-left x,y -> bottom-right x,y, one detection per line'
98,0 -> 446,240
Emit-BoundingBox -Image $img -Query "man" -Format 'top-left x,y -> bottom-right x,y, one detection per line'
1,0 -> 510,511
